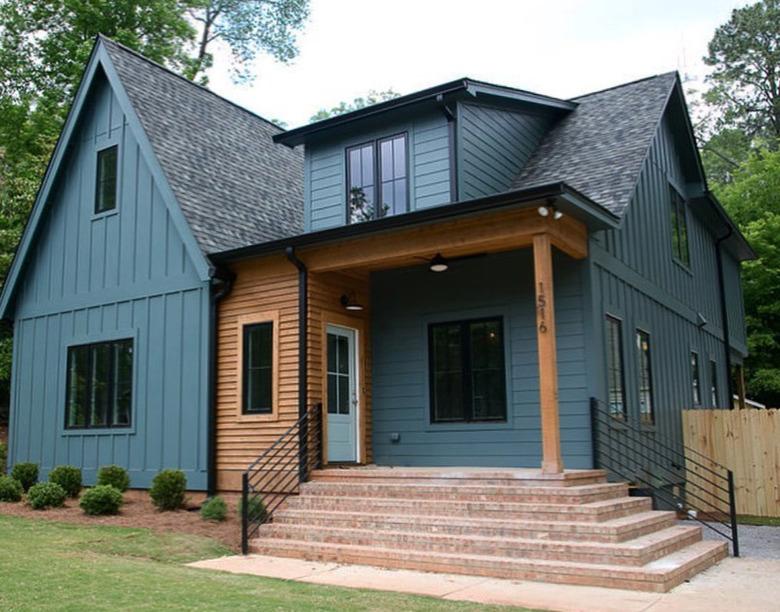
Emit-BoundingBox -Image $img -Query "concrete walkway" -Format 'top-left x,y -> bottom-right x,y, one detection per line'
189,554 -> 780,611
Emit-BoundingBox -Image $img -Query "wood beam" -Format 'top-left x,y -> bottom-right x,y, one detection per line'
533,233 -> 564,474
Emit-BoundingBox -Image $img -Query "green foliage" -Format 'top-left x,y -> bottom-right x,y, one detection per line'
200,495 -> 227,522
150,469 -> 186,511
238,495 -> 267,523
310,89 -> 400,122
97,465 -> 130,492
26,481 -> 66,510
0,440 -> 6,472
48,465 -> 82,498
703,0 -> 780,144
0,474 -> 22,502
79,485 -> 124,515
10,462 -> 37,491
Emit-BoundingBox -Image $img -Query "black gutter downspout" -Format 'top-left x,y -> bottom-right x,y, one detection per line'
715,225 -> 735,409
437,94 -> 459,202
207,269 -> 235,496
285,247 -> 309,480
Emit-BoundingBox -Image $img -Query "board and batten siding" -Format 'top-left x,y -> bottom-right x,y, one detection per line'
7,74 -> 211,489
370,249 -> 591,468
305,109 -> 452,231
457,102 -> 554,200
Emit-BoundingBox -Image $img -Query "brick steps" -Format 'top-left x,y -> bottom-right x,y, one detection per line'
249,537 -> 728,592
273,508 -> 678,543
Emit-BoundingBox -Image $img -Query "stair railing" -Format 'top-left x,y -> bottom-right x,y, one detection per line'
240,404 -> 323,554
590,397 -> 739,556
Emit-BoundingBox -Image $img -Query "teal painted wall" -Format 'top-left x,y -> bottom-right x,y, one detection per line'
7,72 -> 210,489
306,108 -> 451,231
457,102 -> 553,200
370,250 -> 591,468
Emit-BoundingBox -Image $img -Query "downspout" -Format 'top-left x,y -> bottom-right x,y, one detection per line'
437,94 -> 458,202
285,247 -> 309,479
715,225 -> 735,409
207,269 -> 235,495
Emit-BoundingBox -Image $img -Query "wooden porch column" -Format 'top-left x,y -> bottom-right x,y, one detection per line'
533,233 -> 564,474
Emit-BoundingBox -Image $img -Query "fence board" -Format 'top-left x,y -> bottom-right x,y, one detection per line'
683,409 -> 780,518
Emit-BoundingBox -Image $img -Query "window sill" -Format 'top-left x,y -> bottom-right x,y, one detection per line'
236,410 -> 279,423
426,419 -> 511,432
61,426 -> 134,436
672,257 -> 693,276
92,208 -> 119,222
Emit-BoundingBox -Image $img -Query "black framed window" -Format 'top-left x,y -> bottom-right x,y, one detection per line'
66,338 -> 133,429
347,133 -> 407,223
243,322 -> 273,414
429,317 -> 506,423
710,359 -> 719,407
95,145 -> 118,214
691,351 -> 701,406
605,316 -> 626,420
670,186 -> 689,266
636,330 -> 655,425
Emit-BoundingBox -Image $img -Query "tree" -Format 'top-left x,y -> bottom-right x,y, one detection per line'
715,149 -> 780,405
703,0 -> 780,145
185,0 -> 310,83
310,89 -> 400,122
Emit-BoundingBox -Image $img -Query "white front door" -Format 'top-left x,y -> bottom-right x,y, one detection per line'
326,324 -> 358,462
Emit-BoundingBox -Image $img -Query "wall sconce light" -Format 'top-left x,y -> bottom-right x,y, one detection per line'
429,253 -> 449,273
340,293 -> 364,311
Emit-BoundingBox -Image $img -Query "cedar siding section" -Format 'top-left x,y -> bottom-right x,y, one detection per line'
216,255 -> 370,491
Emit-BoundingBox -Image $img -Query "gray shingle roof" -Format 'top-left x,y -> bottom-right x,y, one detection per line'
513,72 -> 678,217
102,37 -> 303,254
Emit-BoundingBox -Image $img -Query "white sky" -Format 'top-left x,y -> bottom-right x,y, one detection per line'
205,0 -> 747,129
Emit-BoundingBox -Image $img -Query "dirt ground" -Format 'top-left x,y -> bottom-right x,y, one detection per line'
0,491 -> 242,551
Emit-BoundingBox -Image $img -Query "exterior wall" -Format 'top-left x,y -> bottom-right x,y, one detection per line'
370,249 -> 591,468
306,108 -> 452,231
457,102 -> 553,200
8,74 -> 210,488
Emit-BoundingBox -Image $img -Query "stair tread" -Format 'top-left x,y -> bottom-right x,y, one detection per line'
303,481 -> 625,494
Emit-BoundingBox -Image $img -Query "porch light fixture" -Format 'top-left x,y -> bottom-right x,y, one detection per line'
429,253 -> 449,273
537,205 -> 564,220
340,293 -> 364,311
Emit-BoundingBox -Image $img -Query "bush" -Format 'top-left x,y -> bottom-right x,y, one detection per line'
238,495 -> 267,523
0,475 -> 23,502
11,462 -> 38,492
27,482 -> 66,510
48,465 -> 82,498
200,496 -> 227,522
0,441 -> 7,472
97,465 -> 130,492
149,469 -> 186,511
79,485 -> 123,516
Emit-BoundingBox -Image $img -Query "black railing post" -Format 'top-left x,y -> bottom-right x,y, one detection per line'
241,472 -> 249,555
299,413 -> 309,483
590,397 -> 600,469
727,469 -> 739,557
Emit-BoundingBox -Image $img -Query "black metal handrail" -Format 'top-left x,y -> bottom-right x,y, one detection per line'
241,404 -> 323,554
590,398 -> 739,556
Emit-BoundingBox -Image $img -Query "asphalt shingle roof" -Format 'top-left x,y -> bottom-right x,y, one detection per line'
102,37 -> 303,254
513,72 -> 678,217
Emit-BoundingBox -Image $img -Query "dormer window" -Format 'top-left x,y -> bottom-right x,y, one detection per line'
669,185 -> 689,266
95,145 -> 118,214
347,134 -> 407,223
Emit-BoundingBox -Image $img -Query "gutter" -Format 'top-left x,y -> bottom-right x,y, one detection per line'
715,224 -> 735,410
285,247 -> 309,480
207,268 -> 235,495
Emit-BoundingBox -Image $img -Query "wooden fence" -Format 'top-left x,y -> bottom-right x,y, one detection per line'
682,409 -> 780,517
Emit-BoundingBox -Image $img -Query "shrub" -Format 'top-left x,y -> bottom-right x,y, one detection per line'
48,465 -> 82,498
238,495 -> 267,523
97,465 -> 130,492
27,482 -> 66,510
0,475 -> 23,502
0,441 -> 7,472
200,496 -> 227,522
150,469 -> 186,511
80,485 -> 123,516
11,462 -> 38,492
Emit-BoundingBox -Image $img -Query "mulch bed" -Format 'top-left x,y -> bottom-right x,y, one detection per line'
0,492 -> 242,552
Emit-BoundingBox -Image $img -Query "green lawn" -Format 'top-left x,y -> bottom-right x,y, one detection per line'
0,516 -> 527,611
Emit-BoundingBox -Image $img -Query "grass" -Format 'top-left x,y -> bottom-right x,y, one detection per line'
0,515 -> 528,611
738,515 -> 780,527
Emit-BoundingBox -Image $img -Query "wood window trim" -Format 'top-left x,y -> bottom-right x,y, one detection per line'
94,143 -> 119,217
235,311 -> 280,422
635,328 -> 655,426
669,185 -> 690,269
604,314 -> 627,421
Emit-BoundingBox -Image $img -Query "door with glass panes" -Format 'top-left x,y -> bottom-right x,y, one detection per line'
326,325 -> 358,462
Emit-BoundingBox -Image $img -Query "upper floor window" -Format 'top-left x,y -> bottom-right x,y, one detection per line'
66,338 -> 133,429
710,359 -> 719,407
669,186 -> 689,266
95,145 -> 118,214
636,330 -> 655,425
691,351 -> 701,406
347,134 -> 407,223
605,315 -> 626,420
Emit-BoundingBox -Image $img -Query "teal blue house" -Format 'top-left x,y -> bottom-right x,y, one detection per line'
0,36 -> 753,494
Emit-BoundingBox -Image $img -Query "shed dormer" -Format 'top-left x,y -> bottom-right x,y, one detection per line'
275,79 -> 575,232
